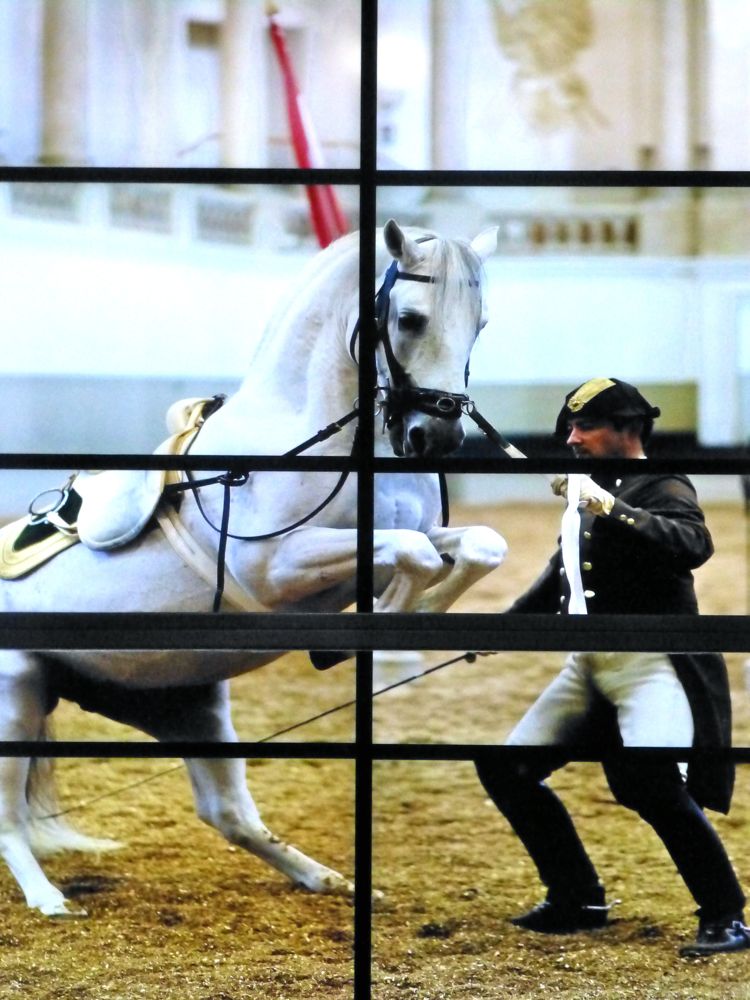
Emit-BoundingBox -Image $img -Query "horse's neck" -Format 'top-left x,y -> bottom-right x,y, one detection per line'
196,238 -> 364,455
251,233 -> 396,387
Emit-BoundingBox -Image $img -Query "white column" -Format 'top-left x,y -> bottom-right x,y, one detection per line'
686,0 -> 709,169
39,0 -> 89,165
648,0 -> 714,171
135,0 -> 173,166
696,276 -> 746,445
657,0 -> 691,170
220,0 -> 265,167
704,0 -> 750,170
429,0 -> 469,169
632,0 -> 663,169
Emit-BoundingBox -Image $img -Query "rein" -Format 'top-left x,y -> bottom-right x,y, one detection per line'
163,405 -> 360,612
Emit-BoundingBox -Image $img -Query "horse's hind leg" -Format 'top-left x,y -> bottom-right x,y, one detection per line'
0,757 -> 85,917
0,653 -> 85,917
184,756 -> 354,894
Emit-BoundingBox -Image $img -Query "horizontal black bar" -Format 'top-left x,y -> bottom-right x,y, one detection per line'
0,167 -> 363,186
0,454 -> 748,475
2,168 -> 747,189
1,612 -> 749,652
372,745 -> 750,763
375,170 -> 750,188
0,453 -> 354,472
0,741 -> 354,758
4,742 -> 750,764
373,457 -> 750,475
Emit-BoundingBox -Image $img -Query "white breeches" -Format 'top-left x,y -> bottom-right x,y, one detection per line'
506,652 -> 694,749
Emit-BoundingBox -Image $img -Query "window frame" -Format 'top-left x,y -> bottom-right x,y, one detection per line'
2,2 -> 750,996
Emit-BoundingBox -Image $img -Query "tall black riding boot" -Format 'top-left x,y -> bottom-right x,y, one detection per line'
605,758 -> 745,924
476,758 -> 608,931
639,788 -> 746,923
605,757 -> 747,955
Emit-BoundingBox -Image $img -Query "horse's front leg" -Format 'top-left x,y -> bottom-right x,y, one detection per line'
184,756 -> 354,895
411,525 -> 508,613
372,527 -> 446,612
141,683 -> 354,895
237,526 -> 445,612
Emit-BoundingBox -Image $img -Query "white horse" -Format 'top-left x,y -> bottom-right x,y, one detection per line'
0,220 -> 507,917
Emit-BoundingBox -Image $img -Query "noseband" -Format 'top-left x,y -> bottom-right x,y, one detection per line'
350,240 -> 480,431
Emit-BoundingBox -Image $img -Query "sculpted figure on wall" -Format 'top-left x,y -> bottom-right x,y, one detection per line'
489,0 -> 607,130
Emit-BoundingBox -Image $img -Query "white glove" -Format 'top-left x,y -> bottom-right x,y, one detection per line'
577,475 -> 615,516
551,475 -> 568,498
550,474 -> 614,516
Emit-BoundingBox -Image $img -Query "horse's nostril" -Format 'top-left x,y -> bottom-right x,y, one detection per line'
408,426 -> 427,455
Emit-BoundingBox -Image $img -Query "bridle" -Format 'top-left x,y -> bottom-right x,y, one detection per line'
349,237 -> 481,432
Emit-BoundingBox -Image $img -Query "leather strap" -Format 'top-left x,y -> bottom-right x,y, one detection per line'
155,501 -> 262,613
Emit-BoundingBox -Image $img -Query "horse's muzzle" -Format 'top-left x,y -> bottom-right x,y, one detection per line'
380,383 -> 470,456
391,411 -> 465,457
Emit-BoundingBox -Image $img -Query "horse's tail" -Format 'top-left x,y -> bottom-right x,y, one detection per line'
26,722 -> 122,858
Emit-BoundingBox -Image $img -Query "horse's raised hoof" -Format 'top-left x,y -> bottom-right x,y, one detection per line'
39,899 -> 89,919
310,650 -> 353,670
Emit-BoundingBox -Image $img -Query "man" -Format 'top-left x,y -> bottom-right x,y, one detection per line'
476,377 -> 748,958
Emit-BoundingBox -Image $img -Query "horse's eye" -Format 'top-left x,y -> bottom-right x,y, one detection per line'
398,312 -> 428,335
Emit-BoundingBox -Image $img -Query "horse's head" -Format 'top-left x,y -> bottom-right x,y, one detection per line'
376,219 -> 498,457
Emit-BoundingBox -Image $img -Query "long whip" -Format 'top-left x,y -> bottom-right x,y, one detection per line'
41,650 -> 491,820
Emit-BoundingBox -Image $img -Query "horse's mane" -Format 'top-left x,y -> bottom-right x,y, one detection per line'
409,232 -> 487,338
248,231 -> 361,367
248,228 -> 486,371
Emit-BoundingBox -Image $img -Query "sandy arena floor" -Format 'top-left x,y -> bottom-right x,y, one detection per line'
0,500 -> 748,999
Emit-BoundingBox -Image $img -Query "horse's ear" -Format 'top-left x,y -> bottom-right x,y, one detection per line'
383,219 -> 424,268
470,226 -> 499,262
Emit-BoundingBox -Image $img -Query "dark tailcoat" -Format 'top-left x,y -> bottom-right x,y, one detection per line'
508,472 -> 733,813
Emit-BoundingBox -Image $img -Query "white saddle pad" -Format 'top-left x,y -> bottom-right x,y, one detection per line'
75,396 -> 213,551
75,469 -> 166,550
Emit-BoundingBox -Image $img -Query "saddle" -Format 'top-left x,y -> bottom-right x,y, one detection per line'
0,397 -> 218,580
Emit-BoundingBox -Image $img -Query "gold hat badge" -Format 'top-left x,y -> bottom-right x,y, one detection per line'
567,377 -> 616,412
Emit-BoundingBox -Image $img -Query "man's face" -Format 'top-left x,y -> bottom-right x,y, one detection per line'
566,417 -> 633,457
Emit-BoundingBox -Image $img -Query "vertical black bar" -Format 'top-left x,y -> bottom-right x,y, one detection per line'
355,1 -> 378,998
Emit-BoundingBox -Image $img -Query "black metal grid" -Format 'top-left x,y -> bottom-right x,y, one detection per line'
2,3 -> 750,997
1,612 -> 750,652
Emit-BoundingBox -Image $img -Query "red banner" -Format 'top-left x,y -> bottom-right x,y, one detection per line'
267,10 -> 348,248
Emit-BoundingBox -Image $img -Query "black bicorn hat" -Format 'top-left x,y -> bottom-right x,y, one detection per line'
555,378 -> 661,440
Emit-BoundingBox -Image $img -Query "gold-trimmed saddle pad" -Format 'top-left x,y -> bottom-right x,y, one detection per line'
0,516 -> 79,580
0,395 -> 221,579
